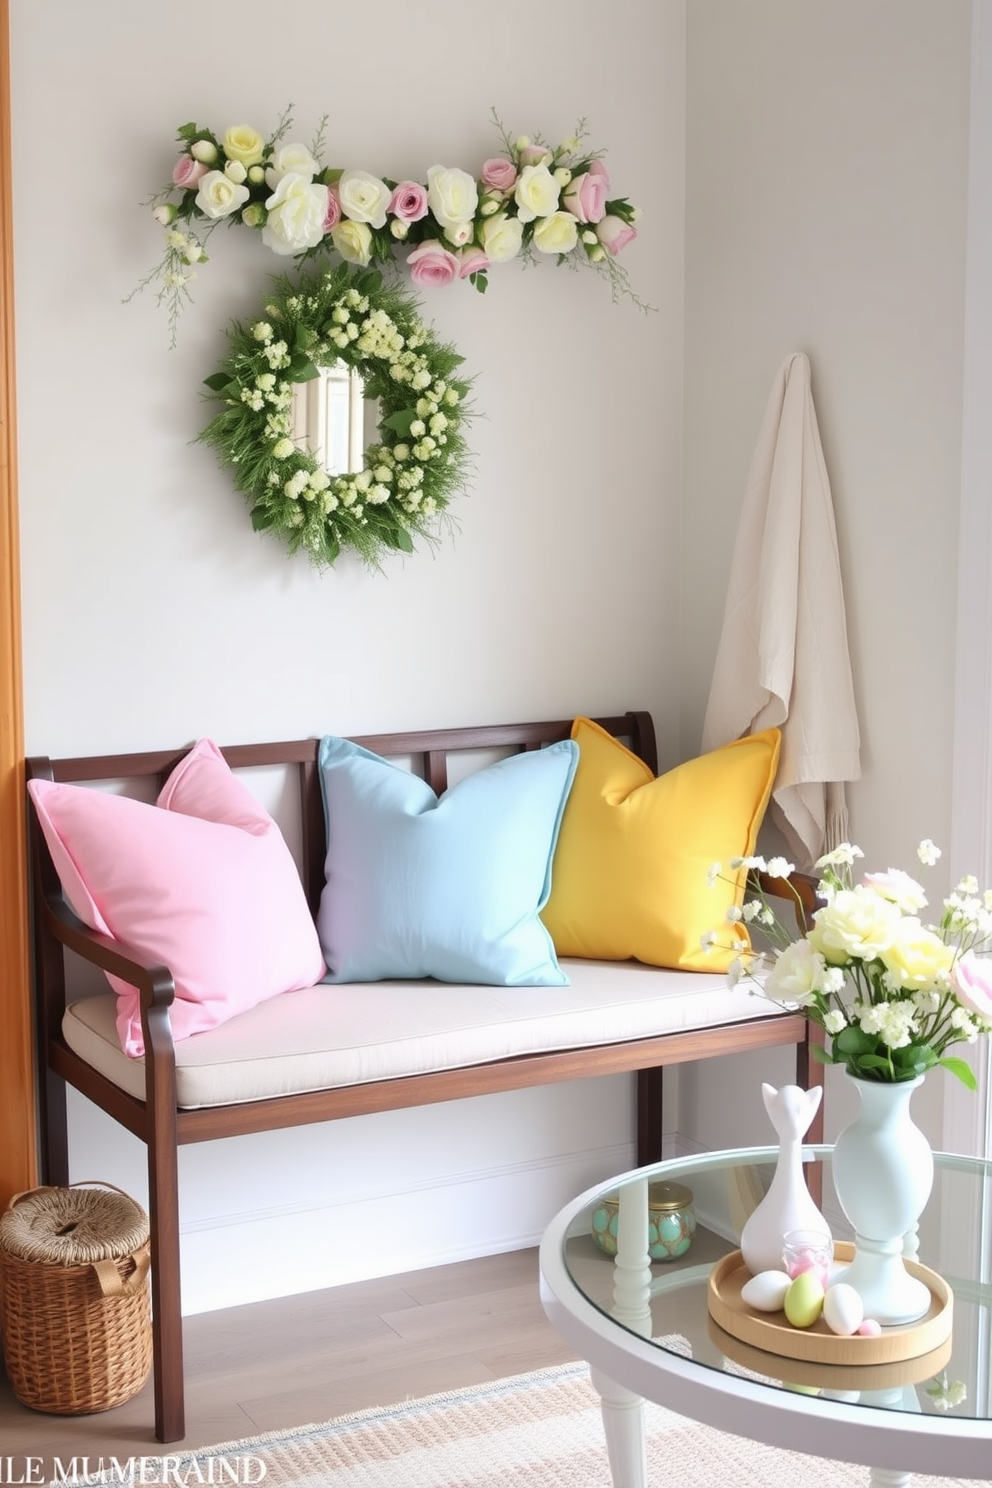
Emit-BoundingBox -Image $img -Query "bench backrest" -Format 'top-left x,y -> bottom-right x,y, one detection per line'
25,711 -> 657,1052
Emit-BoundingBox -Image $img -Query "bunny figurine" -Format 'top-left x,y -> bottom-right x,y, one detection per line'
740,1082 -> 830,1277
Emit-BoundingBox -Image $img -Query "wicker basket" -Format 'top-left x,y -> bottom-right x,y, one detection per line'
0,1182 -> 152,1415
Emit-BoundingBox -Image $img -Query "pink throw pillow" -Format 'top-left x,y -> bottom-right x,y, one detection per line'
28,739 -> 326,1057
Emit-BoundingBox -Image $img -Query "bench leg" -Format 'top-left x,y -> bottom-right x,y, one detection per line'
147,1132 -> 185,1442
636,1068 -> 663,1166
38,1065 -> 69,1186
796,1022 -> 825,1205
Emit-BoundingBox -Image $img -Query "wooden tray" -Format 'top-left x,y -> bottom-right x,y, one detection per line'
707,1242 -> 953,1365
708,1316 -> 953,1391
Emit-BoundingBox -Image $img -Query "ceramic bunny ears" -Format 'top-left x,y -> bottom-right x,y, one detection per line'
761,1082 -> 823,1142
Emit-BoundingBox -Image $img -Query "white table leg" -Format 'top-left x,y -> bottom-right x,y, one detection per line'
591,1365 -> 647,1488
590,1180 -> 653,1488
612,1178 -> 652,1336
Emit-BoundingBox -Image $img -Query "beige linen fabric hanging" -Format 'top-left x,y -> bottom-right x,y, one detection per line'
701,352 -> 861,868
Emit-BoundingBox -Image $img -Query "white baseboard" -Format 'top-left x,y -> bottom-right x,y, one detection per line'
178,1138 -> 636,1315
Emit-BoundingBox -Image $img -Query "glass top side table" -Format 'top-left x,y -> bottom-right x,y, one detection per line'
539,1145 -> 992,1488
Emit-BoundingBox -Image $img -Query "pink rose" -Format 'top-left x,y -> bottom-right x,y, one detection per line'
562,161 -> 610,224
952,951 -> 992,1019
406,240 -> 460,286
323,188 -> 342,233
518,143 -> 551,167
389,181 -> 429,223
862,868 -> 927,913
457,246 -> 490,279
481,157 -> 517,192
596,214 -> 637,256
172,155 -> 209,191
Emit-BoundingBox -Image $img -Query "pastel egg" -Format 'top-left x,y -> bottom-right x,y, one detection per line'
822,1283 -> 864,1337
784,1271 -> 825,1328
741,1270 -> 792,1313
857,1318 -> 882,1337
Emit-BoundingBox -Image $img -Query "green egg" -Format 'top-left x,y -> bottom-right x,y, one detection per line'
784,1271 -> 825,1329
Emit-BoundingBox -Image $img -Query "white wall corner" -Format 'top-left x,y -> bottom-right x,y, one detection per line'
947,0 -> 992,1158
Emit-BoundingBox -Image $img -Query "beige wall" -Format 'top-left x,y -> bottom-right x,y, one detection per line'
12,1 -> 682,759
7,0 -> 979,1305
680,0 -> 972,1149
9,0 -> 686,1309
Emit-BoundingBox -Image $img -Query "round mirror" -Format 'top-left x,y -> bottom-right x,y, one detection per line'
199,264 -> 473,568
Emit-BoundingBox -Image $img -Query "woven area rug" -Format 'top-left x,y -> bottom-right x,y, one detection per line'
71,1362 -> 990,1487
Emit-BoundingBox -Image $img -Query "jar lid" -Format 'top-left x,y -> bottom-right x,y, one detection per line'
648,1181 -> 693,1211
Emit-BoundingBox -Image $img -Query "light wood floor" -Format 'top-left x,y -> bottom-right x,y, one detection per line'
0,1247 -> 580,1472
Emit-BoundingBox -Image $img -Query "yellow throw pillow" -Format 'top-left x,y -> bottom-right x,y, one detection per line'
542,718 -> 781,970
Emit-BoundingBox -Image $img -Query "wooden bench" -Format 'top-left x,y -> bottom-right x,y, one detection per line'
25,711 -> 822,1443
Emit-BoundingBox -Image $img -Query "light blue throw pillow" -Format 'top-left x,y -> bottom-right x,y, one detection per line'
317,736 -> 579,985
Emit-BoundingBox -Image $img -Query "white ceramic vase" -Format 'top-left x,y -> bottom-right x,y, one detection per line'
832,1071 -> 934,1326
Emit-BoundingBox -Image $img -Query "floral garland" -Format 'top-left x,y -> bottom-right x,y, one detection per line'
199,262 -> 472,569
133,108 -> 644,343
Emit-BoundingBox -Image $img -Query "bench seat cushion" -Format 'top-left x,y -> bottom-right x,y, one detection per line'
62,959 -> 784,1111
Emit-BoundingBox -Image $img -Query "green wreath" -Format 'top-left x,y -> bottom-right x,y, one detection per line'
199,263 -> 473,568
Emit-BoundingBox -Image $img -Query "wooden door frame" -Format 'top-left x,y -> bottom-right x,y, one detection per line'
0,0 -> 37,1204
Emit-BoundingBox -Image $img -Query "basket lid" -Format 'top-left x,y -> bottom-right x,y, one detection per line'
0,1184 -> 149,1265
648,1181 -> 694,1212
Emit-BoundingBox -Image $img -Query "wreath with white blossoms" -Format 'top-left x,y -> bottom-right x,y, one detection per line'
199,262 -> 472,568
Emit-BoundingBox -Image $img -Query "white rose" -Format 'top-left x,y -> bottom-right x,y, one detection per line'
479,212 -> 524,263
262,174 -> 330,255
331,220 -> 373,266
443,220 -> 474,248
532,210 -> 579,255
513,163 -> 560,222
764,939 -> 827,1006
265,142 -> 321,189
224,159 -> 248,184
190,138 -> 218,164
808,886 -> 901,966
222,125 -> 265,167
427,165 -> 479,231
337,169 -> 391,228
878,917 -> 954,992
194,170 -> 250,220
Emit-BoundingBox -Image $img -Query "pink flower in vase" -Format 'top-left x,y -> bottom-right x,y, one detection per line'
952,950 -> 992,1020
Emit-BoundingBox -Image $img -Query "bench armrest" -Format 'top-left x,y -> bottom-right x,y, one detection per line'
42,889 -> 175,1003
40,889 -> 178,1072
755,868 -> 821,935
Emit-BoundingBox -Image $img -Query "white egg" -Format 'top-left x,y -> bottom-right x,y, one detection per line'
822,1282 -> 865,1336
741,1269 -> 792,1312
